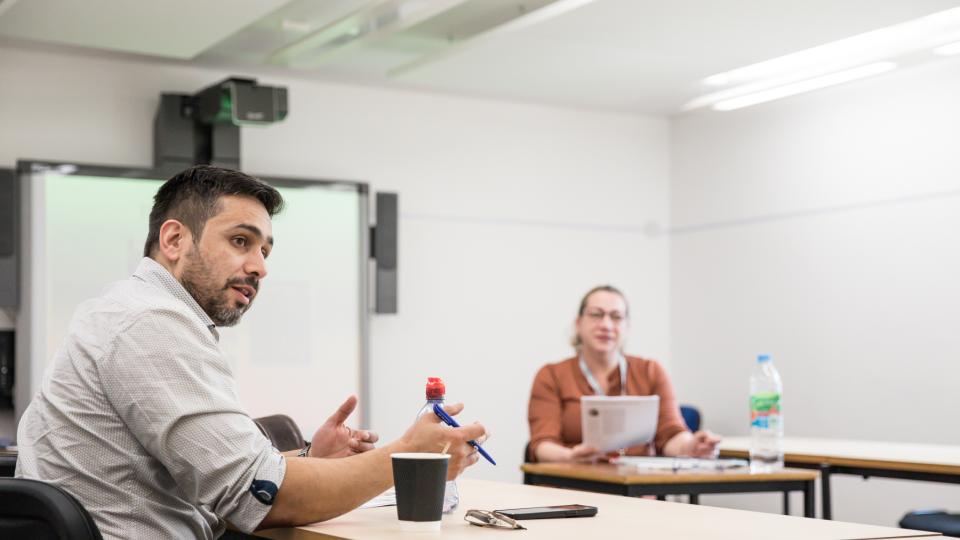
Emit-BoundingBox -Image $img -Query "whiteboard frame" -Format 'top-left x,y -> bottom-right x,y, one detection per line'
14,159 -> 371,427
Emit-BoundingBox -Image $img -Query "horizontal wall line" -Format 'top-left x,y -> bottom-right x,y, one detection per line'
669,187 -> 960,236
402,212 -> 659,235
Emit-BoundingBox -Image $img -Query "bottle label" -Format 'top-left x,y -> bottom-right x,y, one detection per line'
750,392 -> 781,429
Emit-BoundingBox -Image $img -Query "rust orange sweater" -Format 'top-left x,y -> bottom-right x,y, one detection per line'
527,356 -> 688,459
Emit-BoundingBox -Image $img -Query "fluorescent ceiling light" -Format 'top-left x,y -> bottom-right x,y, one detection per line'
269,0 -> 467,68
702,7 -> 960,88
712,62 -> 897,112
685,7 -> 960,112
389,0 -> 599,77
489,0 -> 599,34
703,74 -> 730,87
933,41 -> 960,55
270,0 -> 598,73
0,0 -> 20,18
280,19 -> 313,34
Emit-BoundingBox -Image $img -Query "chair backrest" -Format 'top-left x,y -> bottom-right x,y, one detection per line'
899,510 -> 960,537
0,477 -> 103,540
253,414 -> 306,452
0,454 -> 16,477
680,405 -> 701,432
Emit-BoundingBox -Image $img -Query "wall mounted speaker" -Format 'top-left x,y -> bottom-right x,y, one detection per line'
0,168 -> 16,308
0,169 -> 13,257
373,192 -> 398,314
0,331 -> 12,408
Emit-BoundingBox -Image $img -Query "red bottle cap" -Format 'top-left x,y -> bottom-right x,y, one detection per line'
425,377 -> 445,399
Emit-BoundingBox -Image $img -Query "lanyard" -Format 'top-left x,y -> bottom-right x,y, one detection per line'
579,353 -> 627,396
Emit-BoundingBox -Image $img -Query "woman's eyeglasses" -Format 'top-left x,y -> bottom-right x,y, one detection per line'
464,509 -> 526,530
584,309 -> 626,324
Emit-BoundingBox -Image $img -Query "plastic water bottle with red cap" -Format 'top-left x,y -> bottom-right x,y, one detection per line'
415,377 -> 459,513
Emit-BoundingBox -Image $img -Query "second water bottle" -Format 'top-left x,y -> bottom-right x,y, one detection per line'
749,354 -> 784,472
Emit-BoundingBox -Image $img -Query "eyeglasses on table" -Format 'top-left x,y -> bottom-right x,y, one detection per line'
464,509 -> 526,530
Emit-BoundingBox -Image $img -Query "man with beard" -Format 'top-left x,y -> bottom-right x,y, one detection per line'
16,166 -> 486,539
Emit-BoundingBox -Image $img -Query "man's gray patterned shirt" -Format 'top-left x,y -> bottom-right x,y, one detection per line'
17,257 -> 285,539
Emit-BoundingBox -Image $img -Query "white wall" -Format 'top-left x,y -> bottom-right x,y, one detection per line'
0,45 -> 671,482
4,30 -> 957,527
670,57 -> 960,524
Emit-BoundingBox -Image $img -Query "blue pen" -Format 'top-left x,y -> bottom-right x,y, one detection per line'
432,403 -> 496,465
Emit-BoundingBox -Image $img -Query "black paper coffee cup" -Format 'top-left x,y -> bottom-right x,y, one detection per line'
391,453 -> 450,531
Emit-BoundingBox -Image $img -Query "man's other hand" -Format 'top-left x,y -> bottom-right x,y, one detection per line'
399,403 -> 487,480
309,395 -> 379,458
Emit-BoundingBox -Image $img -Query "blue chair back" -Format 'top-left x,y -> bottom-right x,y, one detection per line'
899,510 -> 960,537
680,405 -> 701,432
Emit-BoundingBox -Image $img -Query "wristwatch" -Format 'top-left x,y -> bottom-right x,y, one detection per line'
297,443 -> 311,458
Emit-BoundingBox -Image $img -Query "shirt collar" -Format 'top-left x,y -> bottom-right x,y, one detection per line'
133,257 -> 219,341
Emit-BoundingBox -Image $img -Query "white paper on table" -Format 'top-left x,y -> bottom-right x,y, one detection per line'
580,395 -> 660,453
359,487 -> 396,509
613,456 -> 749,471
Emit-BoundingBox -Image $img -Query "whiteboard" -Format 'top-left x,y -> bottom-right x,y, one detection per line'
21,163 -> 368,435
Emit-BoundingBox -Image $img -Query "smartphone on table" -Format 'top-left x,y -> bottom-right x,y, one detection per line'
494,504 -> 597,520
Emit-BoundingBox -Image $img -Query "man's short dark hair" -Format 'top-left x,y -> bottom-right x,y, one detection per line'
143,165 -> 284,257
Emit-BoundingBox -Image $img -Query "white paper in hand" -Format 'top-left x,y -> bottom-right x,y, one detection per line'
581,395 -> 660,453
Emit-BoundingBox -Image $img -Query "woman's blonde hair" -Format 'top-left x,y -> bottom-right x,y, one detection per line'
570,285 -> 629,349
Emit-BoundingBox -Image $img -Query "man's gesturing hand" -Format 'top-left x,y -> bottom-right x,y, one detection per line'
309,395 -> 379,458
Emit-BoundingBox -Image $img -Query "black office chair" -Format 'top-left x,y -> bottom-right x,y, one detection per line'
679,404 -> 701,432
253,414 -> 307,452
0,454 -> 16,477
0,477 -> 103,540
899,509 -> 960,537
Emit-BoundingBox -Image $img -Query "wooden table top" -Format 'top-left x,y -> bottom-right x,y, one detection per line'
255,478 -> 935,540
521,461 -> 819,484
720,436 -> 960,475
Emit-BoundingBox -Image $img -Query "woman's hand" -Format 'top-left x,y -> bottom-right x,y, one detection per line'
663,429 -> 722,458
568,443 -> 602,462
532,441 -> 603,463
686,430 -> 722,458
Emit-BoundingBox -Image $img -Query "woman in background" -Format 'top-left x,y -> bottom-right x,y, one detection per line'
527,285 -> 721,462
